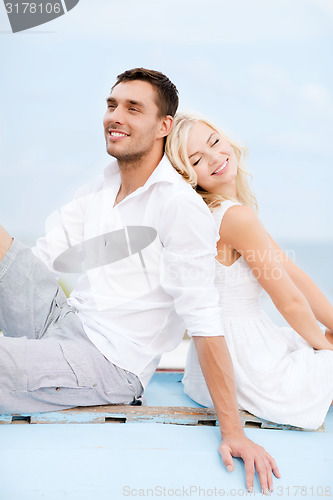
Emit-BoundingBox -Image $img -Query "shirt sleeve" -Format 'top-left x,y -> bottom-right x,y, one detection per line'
31,186 -> 90,274
159,189 -> 225,337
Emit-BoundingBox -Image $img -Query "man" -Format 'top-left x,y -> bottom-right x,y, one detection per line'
0,68 -> 279,493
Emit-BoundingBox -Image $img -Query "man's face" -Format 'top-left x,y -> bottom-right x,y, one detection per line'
103,80 -> 165,164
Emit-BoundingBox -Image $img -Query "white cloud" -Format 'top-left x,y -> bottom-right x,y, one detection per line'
248,64 -> 333,121
263,129 -> 332,155
300,83 -> 333,115
22,0 -> 329,44
315,0 -> 333,19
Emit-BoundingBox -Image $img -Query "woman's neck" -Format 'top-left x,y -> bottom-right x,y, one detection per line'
216,182 -> 237,200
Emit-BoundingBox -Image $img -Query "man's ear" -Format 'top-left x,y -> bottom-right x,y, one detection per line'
158,115 -> 174,139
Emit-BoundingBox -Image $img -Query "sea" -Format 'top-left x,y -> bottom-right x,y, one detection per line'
260,240 -> 333,327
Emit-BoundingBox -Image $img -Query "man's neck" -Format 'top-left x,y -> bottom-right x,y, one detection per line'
114,150 -> 164,206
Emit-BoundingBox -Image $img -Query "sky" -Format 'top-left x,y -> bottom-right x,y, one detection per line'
0,0 -> 332,243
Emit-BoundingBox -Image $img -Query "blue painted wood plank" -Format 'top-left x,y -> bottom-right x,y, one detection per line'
0,371 -> 332,498
0,421 -> 332,499
145,371 -> 197,406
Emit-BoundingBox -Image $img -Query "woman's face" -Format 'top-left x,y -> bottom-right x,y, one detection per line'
186,121 -> 238,194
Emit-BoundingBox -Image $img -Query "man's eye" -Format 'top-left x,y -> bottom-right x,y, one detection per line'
129,107 -> 139,112
108,104 -> 115,109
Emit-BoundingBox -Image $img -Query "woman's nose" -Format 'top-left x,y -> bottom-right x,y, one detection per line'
207,150 -> 220,166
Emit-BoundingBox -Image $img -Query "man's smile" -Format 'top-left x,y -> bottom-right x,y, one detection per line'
108,129 -> 129,141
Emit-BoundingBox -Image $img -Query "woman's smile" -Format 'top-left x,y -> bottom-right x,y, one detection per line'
211,157 -> 229,175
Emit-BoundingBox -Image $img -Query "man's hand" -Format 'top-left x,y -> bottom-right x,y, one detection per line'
219,433 -> 280,494
193,335 -> 281,493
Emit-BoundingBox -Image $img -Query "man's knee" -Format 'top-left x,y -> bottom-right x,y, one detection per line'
0,226 -> 13,262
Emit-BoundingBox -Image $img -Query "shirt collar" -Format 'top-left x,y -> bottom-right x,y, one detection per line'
104,154 -> 184,191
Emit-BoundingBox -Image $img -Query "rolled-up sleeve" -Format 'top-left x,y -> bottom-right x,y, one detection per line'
159,190 -> 225,337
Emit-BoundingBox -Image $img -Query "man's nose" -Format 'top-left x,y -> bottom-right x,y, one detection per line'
109,105 -> 125,124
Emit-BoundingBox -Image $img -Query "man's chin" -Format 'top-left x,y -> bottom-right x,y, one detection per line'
106,147 -> 146,164
106,145 -> 124,159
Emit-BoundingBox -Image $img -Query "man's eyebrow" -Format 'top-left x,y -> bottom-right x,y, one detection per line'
106,97 -> 145,108
127,99 -> 145,108
189,133 -> 215,158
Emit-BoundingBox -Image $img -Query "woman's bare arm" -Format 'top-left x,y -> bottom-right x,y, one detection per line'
265,233 -> 333,332
219,206 -> 333,351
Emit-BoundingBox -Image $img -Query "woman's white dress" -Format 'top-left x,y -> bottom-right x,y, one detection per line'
183,200 -> 333,430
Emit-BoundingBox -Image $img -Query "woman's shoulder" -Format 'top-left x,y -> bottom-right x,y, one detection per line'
212,200 -> 257,229
215,202 -> 262,249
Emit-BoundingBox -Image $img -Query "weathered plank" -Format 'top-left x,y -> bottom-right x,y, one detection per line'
1,405 -> 324,431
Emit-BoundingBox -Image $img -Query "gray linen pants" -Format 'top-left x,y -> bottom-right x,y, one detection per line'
0,240 -> 143,414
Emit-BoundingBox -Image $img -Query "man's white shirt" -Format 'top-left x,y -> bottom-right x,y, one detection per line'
32,155 -> 224,388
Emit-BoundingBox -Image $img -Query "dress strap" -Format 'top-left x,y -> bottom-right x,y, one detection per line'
211,200 -> 242,230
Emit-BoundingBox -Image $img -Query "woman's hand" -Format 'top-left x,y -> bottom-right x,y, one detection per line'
325,328 -> 333,346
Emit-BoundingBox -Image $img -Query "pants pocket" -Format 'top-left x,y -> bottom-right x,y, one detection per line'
59,340 -> 96,388
27,339 -> 95,391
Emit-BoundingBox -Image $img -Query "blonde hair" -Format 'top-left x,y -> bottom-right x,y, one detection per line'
165,112 -> 257,211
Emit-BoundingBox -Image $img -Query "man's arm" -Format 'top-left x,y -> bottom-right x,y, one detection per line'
193,335 -> 280,494
32,185 -> 93,273
159,190 -> 280,493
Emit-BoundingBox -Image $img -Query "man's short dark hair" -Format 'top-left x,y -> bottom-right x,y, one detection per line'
112,68 -> 179,117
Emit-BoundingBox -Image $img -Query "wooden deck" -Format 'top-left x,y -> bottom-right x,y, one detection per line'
0,372 -> 332,498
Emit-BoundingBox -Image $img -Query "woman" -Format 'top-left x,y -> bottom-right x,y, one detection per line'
165,112 -> 333,430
